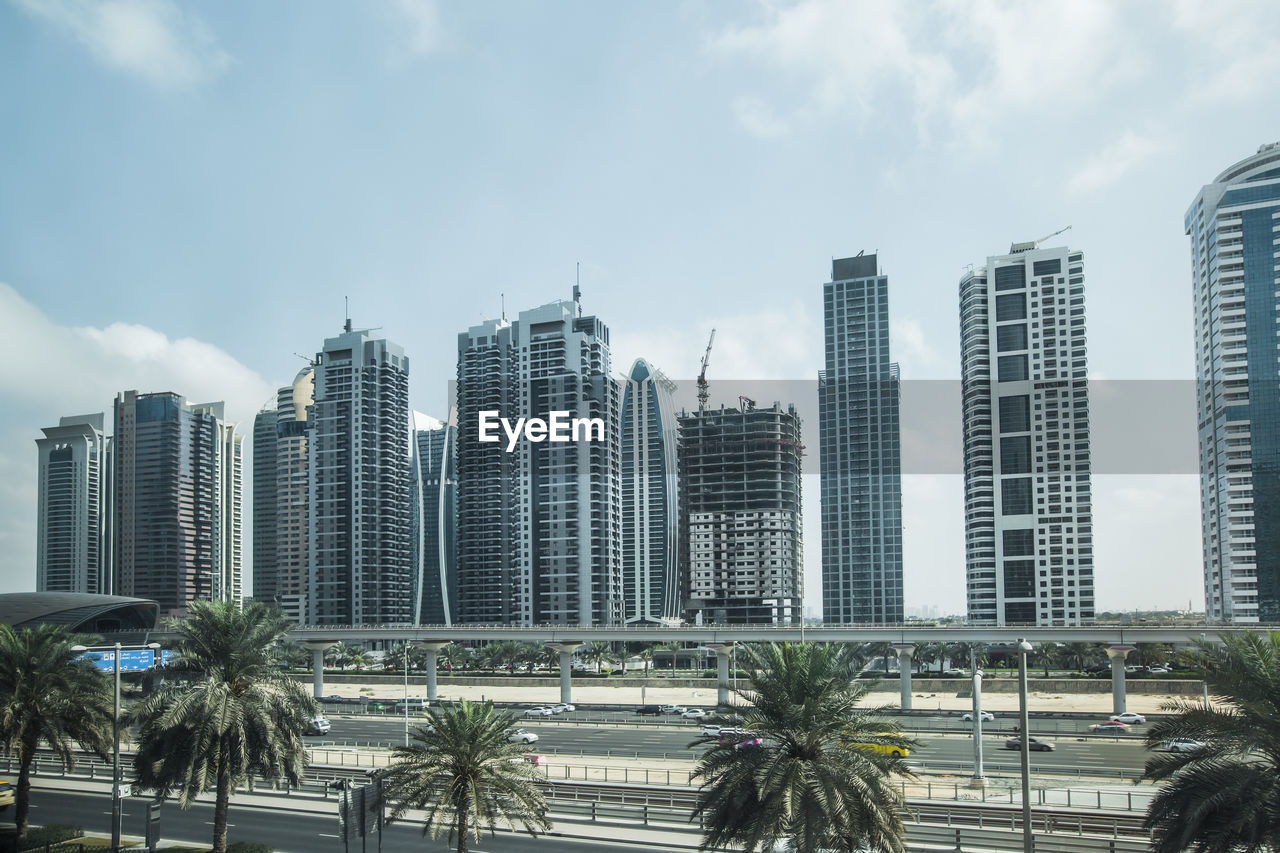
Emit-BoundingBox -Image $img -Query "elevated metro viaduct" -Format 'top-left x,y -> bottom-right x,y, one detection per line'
287,624 -> 1250,715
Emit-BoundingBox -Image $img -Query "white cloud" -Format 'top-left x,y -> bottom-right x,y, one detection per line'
706,0 -> 1138,145
12,0 -> 230,88
1067,131 -> 1162,195
733,95 -> 790,139
0,282 -> 275,593
890,317 -> 941,375
387,0 -> 443,59
1170,0 -> 1280,103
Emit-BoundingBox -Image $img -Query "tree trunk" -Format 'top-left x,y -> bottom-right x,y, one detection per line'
213,753 -> 231,853
456,800 -> 469,853
14,735 -> 36,841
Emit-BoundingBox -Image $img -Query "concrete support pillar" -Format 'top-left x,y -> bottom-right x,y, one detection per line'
547,642 -> 583,705
711,644 -> 736,706
419,642 -> 450,703
301,641 -> 338,700
894,644 -> 915,710
1107,645 -> 1135,715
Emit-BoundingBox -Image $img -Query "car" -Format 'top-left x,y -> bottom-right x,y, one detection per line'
305,717 -> 331,736
508,728 -> 539,744
0,779 -> 12,812
847,734 -> 910,758
961,711 -> 994,722
1147,666 -> 1170,674
701,724 -> 725,737
1005,736 -> 1054,751
550,703 -> 575,713
1124,665 -> 1146,674
635,705 -> 662,715
682,708 -> 707,719
321,694 -> 347,703
718,729 -> 762,748
1089,721 -> 1130,733
544,704 -> 566,714
943,668 -> 968,677
1110,712 -> 1146,725
396,698 -> 430,712
524,706 -> 554,717
1159,739 -> 1206,753
660,704 -> 686,714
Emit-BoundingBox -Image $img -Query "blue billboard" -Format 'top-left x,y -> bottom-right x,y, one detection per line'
79,649 -> 175,672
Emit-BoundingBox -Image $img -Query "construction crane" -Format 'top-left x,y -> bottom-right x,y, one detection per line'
1031,225 -> 1071,248
697,329 -> 716,413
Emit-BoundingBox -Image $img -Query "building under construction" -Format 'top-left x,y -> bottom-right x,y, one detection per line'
678,400 -> 803,625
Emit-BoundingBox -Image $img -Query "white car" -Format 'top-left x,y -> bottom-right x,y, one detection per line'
305,717 -> 331,735
961,711 -> 994,722
1110,712 -> 1146,725
660,705 -> 686,715
508,729 -> 539,744
701,725 -> 724,737
550,703 -> 575,713
682,708 -> 707,719
1159,739 -> 1206,753
544,704 -> 566,714
943,668 -> 967,677
523,707 -> 554,717
1147,666 -> 1170,674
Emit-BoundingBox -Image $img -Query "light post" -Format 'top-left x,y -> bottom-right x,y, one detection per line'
72,640 -> 161,850
970,648 -> 984,784
1015,638 -> 1033,853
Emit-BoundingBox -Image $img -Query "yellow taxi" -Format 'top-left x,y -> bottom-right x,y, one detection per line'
0,779 -> 14,811
848,734 -> 909,758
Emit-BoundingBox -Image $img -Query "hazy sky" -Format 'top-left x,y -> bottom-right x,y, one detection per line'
2,0 -> 1278,615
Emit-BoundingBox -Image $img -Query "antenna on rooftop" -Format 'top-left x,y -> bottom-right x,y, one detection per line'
501,293 -> 506,322
344,296 -> 352,333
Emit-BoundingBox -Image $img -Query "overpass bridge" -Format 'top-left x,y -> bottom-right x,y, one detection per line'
283,623 -> 1248,715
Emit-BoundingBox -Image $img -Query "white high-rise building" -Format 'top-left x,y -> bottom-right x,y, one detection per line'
308,322 -> 411,625
35,413 -> 112,594
959,242 -> 1095,626
1187,142 -> 1280,623
620,359 -> 680,624
455,289 -> 621,626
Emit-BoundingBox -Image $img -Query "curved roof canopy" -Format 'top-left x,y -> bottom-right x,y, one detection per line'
0,593 -> 158,633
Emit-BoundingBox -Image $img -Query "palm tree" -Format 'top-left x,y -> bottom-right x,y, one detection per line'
583,641 -> 613,672
131,601 -> 314,853
913,642 -> 941,675
1031,642 -> 1059,677
945,641 -> 987,672
862,641 -> 895,676
691,642 -> 913,853
1141,631 -> 1280,853
380,700 -> 550,853
1060,641 -> 1100,673
0,625 -> 113,841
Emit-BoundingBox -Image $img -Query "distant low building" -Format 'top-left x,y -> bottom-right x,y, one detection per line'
0,592 -> 157,633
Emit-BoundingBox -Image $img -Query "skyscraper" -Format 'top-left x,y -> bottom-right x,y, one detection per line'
275,366 -> 314,624
411,411 -> 458,625
679,400 -> 803,625
35,413 -> 112,594
308,322 -> 411,625
455,290 -> 621,626
1187,142 -> 1280,623
252,407 -> 278,604
620,359 -> 680,624
818,254 -> 904,624
959,241 -> 1094,626
113,391 -> 243,617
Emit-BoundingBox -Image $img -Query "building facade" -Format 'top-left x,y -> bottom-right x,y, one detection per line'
307,323 -> 411,625
1187,142 -> 1280,622
112,391 -> 243,618
411,411 -> 458,625
959,243 -> 1094,626
275,367 -> 314,623
251,408 -> 278,604
620,359 -> 680,624
818,254 -> 904,624
679,401 -> 803,625
455,291 -> 622,626
35,414 -> 112,595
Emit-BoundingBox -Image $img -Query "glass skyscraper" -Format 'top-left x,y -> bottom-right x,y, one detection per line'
251,408 -> 278,604
1187,142 -> 1280,622
620,359 -> 680,624
818,254 -> 903,624
959,242 -> 1094,626
411,411 -> 458,625
307,322 -> 411,625
35,413 -> 112,595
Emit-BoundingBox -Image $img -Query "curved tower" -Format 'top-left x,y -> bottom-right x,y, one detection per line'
411,410 -> 458,625
620,359 -> 680,624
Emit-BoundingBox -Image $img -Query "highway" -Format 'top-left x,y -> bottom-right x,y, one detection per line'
310,713 -> 1155,777
24,787 -> 697,853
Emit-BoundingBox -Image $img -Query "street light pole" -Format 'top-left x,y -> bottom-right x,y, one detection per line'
403,644 -> 410,748
1017,637 -> 1033,853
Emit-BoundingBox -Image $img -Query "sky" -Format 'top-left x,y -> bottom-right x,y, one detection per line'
2,0 -> 1278,616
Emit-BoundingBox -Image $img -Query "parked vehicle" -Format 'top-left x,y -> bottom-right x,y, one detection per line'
508,728 -> 539,744
1089,721 -> 1130,733
1005,736 -> 1054,751
961,711 -> 994,722
1109,712 -> 1146,725
305,717 -> 331,736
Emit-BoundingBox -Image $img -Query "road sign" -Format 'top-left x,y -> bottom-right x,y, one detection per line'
80,649 -> 158,672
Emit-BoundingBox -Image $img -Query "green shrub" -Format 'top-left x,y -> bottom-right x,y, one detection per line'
227,843 -> 274,853
19,825 -> 83,851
